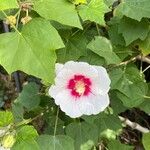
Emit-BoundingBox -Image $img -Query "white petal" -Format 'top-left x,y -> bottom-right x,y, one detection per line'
91,94 -> 110,114
77,99 -> 95,115
54,68 -> 74,89
63,61 -> 99,78
78,94 -> 110,115
55,63 -> 64,74
53,90 -> 83,118
93,66 -> 111,95
49,85 -> 64,99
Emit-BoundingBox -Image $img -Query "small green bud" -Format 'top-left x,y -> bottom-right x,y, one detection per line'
74,0 -> 87,4
68,0 -> 87,5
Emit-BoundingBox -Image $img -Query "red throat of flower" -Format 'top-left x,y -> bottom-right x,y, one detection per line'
67,75 -> 92,98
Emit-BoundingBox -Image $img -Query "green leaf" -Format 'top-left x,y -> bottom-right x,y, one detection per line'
139,83 -> 150,114
143,133 -> 150,150
16,125 -> 38,141
108,17 -> 126,46
12,125 -> 39,150
12,139 -> 40,150
118,17 -> 149,45
12,102 -> 24,122
109,66 -> 148,107
104,0 -> 116,7
0,0 -> 18,11
138,32 -> 150,56
113,45 -> 133,61
18,83 -> 40,111
66,122 -> 98,150
82,114 -> 122,140
37,135 -> 74,150
94,114 -> 122,134
80,140 -> 94,150
110,91 -> 127,115
79,50 -> 105,66
108,140 -> 133,150
78,0 -> 110,25
34,0 -> 82,29
57,32 -> 88,63
83,27 -> 98,42
0,111 -> 13,127
0,9 -> 17,20
82,114 -> 100,125
87,36 -> 121,64
108,24 -> 126,46
43,116 -> 64,135
114,0 -> 150,21
139,100 -> 150,114
0,18 -> 64,83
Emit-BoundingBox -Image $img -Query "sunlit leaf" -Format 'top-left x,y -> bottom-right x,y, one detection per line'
78,0 -> 110,25
0,0 -> 18,11
34,0 -> 82,29
0,18 -> 64,83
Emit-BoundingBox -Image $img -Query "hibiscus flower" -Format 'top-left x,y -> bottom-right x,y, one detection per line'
49,61 -> 111,118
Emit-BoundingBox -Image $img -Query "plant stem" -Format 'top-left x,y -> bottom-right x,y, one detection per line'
16,9 -> 21,29
54,107 -> 59,136
142,65 -> 150,73
119,116 -> 149,133
140,54 -> 143,76
96,23 -> 100,36
15,118 -> 32,127
113,56 -> 137,67
143,95 -> 150,99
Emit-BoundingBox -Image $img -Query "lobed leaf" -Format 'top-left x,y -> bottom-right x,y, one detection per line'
78,0 -> 110,25
0,18 -> 64,83
34,0 -> 82,29
87,36 -> 121,64
109,66 -> 148,107
37,135 -> 74,150
114,0 -> 150,21
66,122 -> 98,150
0,111 -> 13,127
18,83 -> 40,111
118,17 -> 149,45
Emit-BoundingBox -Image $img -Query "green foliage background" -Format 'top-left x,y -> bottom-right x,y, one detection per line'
0,0 -> 150,149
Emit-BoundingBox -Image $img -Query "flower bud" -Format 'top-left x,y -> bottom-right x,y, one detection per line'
0,125 -> 11,138
5,16 -> 16,26
21,16 -> 32,25
0,129 -> 5,137
1,134 -> 16,148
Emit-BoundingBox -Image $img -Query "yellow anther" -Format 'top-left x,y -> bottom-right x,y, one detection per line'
75,81 -> 85,95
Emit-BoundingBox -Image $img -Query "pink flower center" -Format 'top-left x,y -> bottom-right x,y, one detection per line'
67,75 -> 92,97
